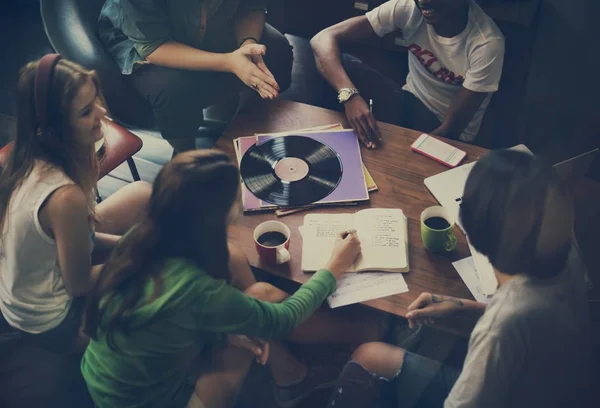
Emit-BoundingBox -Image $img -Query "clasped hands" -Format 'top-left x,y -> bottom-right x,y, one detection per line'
227,41 -> 280,100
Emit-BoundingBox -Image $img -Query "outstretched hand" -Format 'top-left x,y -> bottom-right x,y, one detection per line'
406,293 -> 464,328
344,96 -> 381,149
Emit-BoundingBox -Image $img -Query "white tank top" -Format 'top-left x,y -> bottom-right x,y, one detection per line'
0,161 -> 77,333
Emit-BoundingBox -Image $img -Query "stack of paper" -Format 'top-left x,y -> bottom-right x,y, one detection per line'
233,125 -> 378,214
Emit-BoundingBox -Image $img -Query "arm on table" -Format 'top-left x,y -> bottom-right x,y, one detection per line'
189,232 -> 360,339
191,269 -> 337,340
311,17 -> 381,148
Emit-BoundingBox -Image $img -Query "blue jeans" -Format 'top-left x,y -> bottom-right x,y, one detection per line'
326,351 -> 461,408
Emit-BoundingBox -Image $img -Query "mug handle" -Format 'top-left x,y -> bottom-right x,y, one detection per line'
445,232 -> 457,252
276,247 -> 291,264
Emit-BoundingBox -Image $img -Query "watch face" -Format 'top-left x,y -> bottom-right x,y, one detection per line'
339,89 -> 351,102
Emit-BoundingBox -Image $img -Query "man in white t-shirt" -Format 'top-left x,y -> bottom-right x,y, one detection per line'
311,0 -> 505,146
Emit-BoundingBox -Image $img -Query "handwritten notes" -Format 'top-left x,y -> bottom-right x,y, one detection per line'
371,214 -> 401,248
302,209 -> 409,273
328,272 -> 409,308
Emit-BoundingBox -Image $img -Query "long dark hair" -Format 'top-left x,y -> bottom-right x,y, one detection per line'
0,58 -> 100,240
84,150 -> 240,347
460,150 -> 574,278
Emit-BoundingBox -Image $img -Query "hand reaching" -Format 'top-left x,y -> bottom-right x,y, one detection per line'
344,96 -> 381,149
406,293 -> 464,328
228,334 -> 270,365
227,44 -> 280,99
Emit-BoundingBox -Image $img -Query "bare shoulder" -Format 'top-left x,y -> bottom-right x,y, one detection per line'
38,184 -> 89,239
45,184 -> 89,219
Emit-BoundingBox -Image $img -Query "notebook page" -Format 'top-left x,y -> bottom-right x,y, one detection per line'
301,214 -> 355,272
354,209 -> 407,271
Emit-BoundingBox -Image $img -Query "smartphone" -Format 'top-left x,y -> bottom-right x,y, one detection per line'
411,134 -> 466,168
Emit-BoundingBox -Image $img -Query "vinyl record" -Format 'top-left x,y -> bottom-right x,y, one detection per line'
240,135 -> 343,207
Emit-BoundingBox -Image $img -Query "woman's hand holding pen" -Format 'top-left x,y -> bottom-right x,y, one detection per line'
325,230 -> 361,279
344,96 -> 382,149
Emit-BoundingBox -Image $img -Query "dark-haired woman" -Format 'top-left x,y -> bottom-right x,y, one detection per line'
324,150 -> 592,408
0,56 -> 150,355
82,149 -> 385,408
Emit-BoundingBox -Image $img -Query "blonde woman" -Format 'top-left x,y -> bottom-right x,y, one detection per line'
0,55 -> 150,354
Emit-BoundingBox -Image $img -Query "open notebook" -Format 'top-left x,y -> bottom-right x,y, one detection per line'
300,209 -> 409,273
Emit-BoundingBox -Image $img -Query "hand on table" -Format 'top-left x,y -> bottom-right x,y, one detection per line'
227,43 -> 280,99
325,231 -> 362,279
344,96 -> 382,149
406,293 -> 464,328
228,334 -> 270,365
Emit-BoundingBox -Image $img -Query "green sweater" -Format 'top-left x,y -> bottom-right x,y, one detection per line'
81,258 -> 336,408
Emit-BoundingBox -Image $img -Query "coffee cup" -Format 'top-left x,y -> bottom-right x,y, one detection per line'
254,221 -> 291,264
420,206 -> 457,253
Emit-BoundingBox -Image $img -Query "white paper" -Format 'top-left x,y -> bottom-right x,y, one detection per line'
452,257 -> 493,304
466,239 -> 498,295
327,273 -> 409,308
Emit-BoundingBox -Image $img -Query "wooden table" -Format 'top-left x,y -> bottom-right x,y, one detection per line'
217,100 -> 489,318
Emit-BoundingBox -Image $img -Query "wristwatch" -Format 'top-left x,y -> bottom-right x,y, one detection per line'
337,87 -> 360,104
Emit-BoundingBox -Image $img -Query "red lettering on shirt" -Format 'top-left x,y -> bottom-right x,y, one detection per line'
408,43 -> 464,86
408,43 -> 422,54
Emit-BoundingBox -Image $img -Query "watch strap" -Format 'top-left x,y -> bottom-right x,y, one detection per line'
338,88 -> 360,103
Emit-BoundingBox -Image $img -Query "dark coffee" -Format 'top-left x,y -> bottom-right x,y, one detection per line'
258,231 -> 288,247
424,216 -> 451,230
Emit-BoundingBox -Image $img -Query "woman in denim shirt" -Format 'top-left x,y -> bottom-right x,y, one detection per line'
99,0 -> 293,152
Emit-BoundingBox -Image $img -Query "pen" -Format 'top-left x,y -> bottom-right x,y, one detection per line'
342,229 -> 357,239
369,99 -> 373,113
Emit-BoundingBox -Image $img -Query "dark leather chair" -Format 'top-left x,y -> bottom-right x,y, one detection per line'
40,0 -> 155,128
39,0 -> 234,135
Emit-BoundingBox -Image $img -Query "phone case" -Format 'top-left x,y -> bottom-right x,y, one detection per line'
411,138 -> 466,168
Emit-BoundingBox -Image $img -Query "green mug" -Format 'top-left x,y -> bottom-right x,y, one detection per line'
420,206 -> 457,253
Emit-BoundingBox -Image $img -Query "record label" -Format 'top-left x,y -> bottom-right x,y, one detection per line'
239,136 -> 343,207
274,157 -> 310,182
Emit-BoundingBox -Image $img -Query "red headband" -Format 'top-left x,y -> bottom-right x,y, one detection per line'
34,53 -> 63,136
